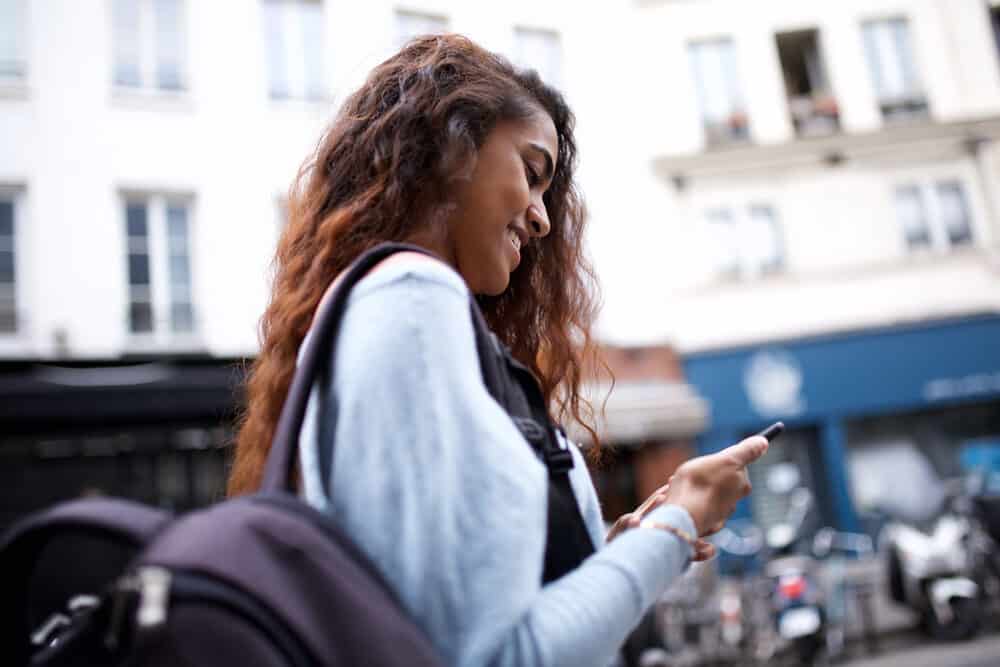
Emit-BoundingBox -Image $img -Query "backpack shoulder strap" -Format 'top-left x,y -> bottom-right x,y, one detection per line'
261,242 -> 437,493
472,311 -> 574,475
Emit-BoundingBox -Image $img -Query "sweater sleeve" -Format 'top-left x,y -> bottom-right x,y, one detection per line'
298,260 -> 694,667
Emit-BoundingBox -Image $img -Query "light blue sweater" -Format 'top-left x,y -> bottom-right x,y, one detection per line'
298,259 -> 695,667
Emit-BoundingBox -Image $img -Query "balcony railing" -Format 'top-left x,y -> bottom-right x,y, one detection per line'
789,94 -> 840,138
878,93 -> 929,122
704,110 -> 751,147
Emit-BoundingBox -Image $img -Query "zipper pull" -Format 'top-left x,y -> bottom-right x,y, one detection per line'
136,566 -> 172,629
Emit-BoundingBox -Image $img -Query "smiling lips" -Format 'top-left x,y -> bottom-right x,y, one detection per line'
506,226 -> 526,270
507,227 -> 522,252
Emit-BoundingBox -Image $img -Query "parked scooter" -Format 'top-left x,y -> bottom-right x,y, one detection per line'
764,485 -> 828,665
883,482 -> 983,640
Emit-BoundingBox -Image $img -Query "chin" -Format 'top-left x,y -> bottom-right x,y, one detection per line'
474,267 -> 511,296
479,278 -> 510,296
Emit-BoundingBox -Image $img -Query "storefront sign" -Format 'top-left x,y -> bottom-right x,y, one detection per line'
924,371 -> 1000,402
743,348 -> 806,418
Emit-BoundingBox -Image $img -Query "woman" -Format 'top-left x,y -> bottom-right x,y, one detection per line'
228,34 -> 766,667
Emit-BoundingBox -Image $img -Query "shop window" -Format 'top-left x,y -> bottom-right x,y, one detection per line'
262,0 -> 324,100
112,0 -> 187,91
0,0 -> 26,82
123,194 -> 197,340
689,38 -> 749,145
776,29 -> 838,137
0,192 -> 17,333
514,27 -> 562,87
705,204 -> 784,280
394,9 -> 447,50
894,180 -> 973,252
861,17 -> 928,121
846,402 -> 1000,532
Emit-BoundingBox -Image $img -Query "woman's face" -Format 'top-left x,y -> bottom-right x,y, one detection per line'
439,110 -> 558,295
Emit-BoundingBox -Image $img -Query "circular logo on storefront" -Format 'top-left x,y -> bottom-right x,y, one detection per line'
743,348 -> 805,417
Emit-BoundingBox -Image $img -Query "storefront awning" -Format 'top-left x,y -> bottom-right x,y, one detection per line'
568,380 -> 710,447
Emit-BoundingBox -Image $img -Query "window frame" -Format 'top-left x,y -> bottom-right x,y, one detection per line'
512,26 -> 562,88
111,0 -> 189,94
688,37 -> 749,146
989,3 -> 1000,67
261,0 -> 326,102
775,28 -> 840,138
893,179 -> 976,254
393,8 -> 448,51
0,186 -> 23,337
0,0 -> 28,94
120,192 -> 200,349
860,16 -> 928,121
704,203 -> 785,281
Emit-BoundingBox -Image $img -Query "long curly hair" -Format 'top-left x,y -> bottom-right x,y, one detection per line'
227,34 -> 602,496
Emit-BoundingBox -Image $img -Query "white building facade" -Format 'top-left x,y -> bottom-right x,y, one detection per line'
0,0 -> 576,361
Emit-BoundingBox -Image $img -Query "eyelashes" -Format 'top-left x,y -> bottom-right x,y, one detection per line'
524,161 -> 540,186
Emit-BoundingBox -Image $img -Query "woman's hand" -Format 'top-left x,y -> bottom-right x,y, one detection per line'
606,436 -> 768,560
664,436 -> 767,536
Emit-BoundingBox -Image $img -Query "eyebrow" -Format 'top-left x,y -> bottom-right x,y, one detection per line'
527,143 -> 555,184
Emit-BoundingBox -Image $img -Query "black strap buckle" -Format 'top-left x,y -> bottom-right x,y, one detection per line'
513,418 -> 575,475
544,426 -> 575,475
513,417 -> 548,445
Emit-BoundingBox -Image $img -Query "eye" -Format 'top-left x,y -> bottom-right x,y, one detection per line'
523,160 -> 540,186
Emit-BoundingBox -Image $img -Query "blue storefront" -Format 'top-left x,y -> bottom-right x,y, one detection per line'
682,314 -> 1000,535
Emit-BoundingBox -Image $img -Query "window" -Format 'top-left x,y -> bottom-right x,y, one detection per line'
706,204 -> 783,279
513,27 -> 562,87
394,10 -> 447,50
689,38 -> 748,145
990,5 -> 1000,68
706,209 -> 739,278
112,0 -> 186,91
124,195 -> 195,338
895,185 -> 930,248
0,0 -> 26,81
262,0 -> 324,100
936,182 -> 974,246
0,193 -> 17,333
776,29 -> 838,137
894,180 -> 973,252
862,18 -> 927,121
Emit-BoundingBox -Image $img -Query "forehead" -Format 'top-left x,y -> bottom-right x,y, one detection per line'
494,111 -> 558,155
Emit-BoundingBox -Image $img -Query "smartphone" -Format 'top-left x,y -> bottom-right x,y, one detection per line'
757,421 -> 785,442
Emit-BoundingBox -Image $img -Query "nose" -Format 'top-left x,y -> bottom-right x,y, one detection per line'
526,202 -> 551,239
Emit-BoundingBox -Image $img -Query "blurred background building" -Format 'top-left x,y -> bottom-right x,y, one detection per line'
622,0 -> 1000,537
0,0 -> 998,542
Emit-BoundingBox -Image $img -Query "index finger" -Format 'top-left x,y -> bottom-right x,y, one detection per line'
718,436 -> 768,467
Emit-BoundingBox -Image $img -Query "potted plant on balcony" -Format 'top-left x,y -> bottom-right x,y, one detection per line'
813,94 -> 839,118
727,109 -> 749,139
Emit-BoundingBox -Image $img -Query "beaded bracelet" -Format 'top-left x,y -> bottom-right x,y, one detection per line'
637,518 -> 697,553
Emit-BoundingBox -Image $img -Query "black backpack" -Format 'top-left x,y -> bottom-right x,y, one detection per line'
0,242 -> 592,666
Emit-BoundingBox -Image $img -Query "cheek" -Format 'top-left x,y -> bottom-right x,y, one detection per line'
504,173 -> 531,215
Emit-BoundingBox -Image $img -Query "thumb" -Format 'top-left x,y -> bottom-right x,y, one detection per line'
718,435 -> 768,467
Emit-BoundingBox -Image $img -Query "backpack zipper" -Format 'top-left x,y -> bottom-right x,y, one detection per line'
103,567 -> 310,665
